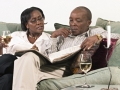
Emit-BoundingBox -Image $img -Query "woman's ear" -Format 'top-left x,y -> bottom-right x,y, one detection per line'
26,23 -> 28,29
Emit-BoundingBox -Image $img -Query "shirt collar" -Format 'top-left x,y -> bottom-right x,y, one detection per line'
68,28 -> 90,38
25,31 -> 50,40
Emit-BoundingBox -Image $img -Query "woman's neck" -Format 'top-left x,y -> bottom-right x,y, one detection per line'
27,32 -> 42,40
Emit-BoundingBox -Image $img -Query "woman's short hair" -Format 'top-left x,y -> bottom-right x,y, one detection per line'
21,7 -> 45,31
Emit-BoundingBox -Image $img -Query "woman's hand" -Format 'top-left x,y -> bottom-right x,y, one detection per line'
0,36 -> 8,54
51,28 -> 71,38
80,35 -> 102,51
31,45 -> 39,51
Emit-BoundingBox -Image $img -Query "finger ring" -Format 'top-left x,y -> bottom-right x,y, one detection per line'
87,47 -> 90,50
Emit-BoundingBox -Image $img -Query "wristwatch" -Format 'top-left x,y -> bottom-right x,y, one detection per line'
96,34 -> 103,44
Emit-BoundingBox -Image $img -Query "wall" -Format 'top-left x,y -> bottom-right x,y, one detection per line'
0,0 -> 120,31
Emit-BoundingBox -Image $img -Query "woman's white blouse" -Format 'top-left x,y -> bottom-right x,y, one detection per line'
5,31 -> 51,55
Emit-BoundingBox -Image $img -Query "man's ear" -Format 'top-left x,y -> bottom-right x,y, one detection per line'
88,20 -> 91,25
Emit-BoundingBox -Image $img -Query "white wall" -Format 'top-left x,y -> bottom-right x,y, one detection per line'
0,0 -> 120,31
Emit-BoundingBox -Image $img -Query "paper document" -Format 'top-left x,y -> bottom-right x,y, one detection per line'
15,45 -> 81,63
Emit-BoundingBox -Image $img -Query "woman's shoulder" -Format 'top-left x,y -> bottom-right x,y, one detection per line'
11,31 -> 26,37
42,32 -> 51,37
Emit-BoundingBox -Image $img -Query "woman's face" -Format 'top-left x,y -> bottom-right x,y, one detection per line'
26,10 -> 44,35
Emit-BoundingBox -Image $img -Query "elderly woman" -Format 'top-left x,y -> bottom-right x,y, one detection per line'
0,7 -> 51,90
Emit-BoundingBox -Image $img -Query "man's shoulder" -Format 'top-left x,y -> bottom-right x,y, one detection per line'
89,26 -> 105,32
89,26 -> 103,30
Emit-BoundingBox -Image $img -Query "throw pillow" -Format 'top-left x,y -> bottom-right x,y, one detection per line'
108,39 -> 120,66
54,23 -> 70,29
95,18 -> 108,29
54,23 -> 99,30
92,38 -> 118,70
96,18 -> 120,34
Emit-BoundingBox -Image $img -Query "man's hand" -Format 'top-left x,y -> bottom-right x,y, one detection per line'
80,35 -> 102,51
51,28 -> 71,38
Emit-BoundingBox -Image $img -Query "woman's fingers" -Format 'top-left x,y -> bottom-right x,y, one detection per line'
31,45 -> 39,51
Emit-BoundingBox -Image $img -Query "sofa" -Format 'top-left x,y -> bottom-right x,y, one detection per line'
0,18 -> 120,90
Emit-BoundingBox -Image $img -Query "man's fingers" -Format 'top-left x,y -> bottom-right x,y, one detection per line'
51,28 -> 71,38
81,39 -> 88,49
81,41 -> 95,51
60,29 -> 71,37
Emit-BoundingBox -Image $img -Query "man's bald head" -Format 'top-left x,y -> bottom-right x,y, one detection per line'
72,6 -> 92,20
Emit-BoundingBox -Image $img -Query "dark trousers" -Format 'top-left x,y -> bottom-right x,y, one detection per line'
0,54 -> 17,90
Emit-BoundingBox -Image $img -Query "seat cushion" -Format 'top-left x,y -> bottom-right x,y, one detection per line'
37,67 -> 120,90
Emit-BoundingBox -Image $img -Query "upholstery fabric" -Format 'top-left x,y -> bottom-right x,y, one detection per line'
37,67 -> 120,90
96,18 -> 120,34
54,23 -> 100,30
108,39 -> 120,66
0,22 -> 8,34
0,22 -> 21,34
6,23 -> 22,33
107,22 -> 120,34
92,38 -> 118,70
96,18 -> 108,29
54,23 -> 70,29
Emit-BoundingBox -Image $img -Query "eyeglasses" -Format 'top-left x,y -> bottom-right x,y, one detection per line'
29,17 -> 44,24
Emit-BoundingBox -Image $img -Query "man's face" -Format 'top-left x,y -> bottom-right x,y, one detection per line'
69,9 -> 91,36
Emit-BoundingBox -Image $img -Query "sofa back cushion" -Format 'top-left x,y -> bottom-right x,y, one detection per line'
54,23 -> 70,29
0,22 -> 8,34
6,23 -> 22,33
108,39 -> 120,67
96,18 -> 120,34
0,22 -> 22,34
54,23 -> 99,30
